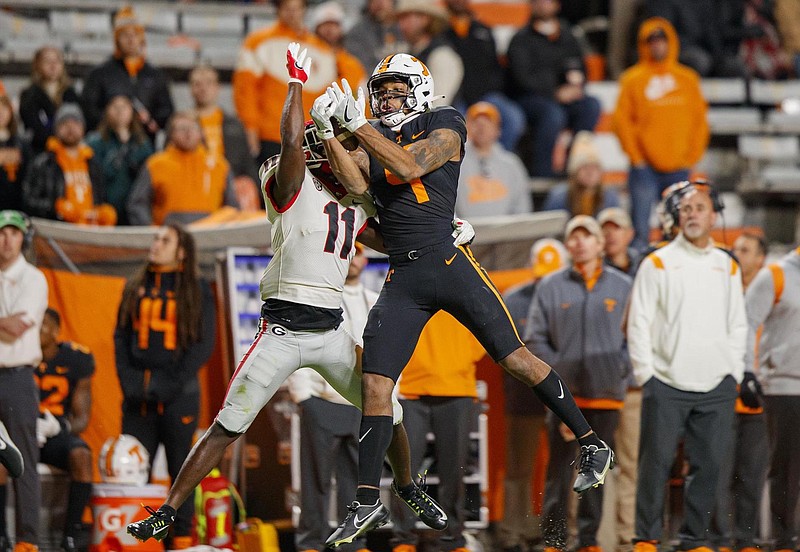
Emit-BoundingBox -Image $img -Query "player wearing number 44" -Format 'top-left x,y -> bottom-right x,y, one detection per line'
126,42 -> 474,546
315,55 -> 614,548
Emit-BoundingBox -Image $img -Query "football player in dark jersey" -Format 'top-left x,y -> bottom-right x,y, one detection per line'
36,308 -> 94,552
317,55 -> 616,547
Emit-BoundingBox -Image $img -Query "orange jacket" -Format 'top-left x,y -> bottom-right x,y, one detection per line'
612,18 -> 709,173
141,145 -> 231,225
232,22 -> 338,144
398,311 -> 487,398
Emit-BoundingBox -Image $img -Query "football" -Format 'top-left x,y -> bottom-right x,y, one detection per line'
330,117 -> 360,151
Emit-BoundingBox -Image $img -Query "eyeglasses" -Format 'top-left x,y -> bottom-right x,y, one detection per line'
371,90 -> 409,103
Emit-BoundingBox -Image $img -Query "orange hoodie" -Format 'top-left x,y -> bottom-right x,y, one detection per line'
232,22 -> 338,144
612,18 -> 709,173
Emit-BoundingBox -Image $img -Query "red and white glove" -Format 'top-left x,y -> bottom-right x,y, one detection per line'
286,42 -> 312,85
452,217 -> 475,246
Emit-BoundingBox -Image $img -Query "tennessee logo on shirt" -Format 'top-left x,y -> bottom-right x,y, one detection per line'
644,74 -> 677,101
604,298 -> 617,312
466,175 -> 508,204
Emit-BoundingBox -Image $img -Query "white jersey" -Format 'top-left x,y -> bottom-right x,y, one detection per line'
260,160 -> 372,309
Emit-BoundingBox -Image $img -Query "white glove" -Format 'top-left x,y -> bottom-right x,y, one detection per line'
310,93 -> 336,140
452,217 -> 475,246
36,410 -> 61,447
329,79 -> 367,134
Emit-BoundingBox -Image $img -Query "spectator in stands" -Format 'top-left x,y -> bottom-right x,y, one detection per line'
599,207 -> 639,276
189,65 -> 260,212
35,307 -> 94,552
23,104 -> 117,226
85,95 -> 154,226
19,46 -> 81,155
0,209 -> 48,552
456,102 -> 532,217
613,18 -> 709,249
80,6 -> 174,141
287,245 -> 377,552
710,232 -> 768,552
443,0 -> 526,151
498,238 -> 567,552
389,312 -> 487,552
775,0 -> 800,77
542,131 -> 621,217
344,0 -> 405,76
311,1 -> 368,88
127,112 -> 239,226
744,244 -> 800,552
506,0 -> 601,178
627,183 -> 745,552
114,224 -> 216,550
395,0 -> 464,106
646,0 -> 745,77
233,0 -> 338,163
740,0 -> 794,80
0,93 -> 30,212
528,215 -> 631,552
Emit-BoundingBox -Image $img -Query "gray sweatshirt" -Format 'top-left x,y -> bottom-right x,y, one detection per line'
745,247 -> 800,395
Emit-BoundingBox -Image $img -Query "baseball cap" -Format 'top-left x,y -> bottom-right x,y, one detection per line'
54,103 -> 85,128
597,207 -> 632,229
466,102 -> 501,125
530,238 -> 568,278
310,1 -> 345,30
564,215 -> 603,241
0,210 -> 29,233
566,131 -> 602,175
395,0 -> 448,21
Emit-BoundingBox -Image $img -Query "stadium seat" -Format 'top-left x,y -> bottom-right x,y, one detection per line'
701,78 -> 747,105
49,10 -> 111,38
183,13 -> 244,36
707,107 -> 762,134
750,79 -> 800,106
765,109 -> 800,134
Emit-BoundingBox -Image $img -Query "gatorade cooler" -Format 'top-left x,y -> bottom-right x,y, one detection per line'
90,483 -> 168,552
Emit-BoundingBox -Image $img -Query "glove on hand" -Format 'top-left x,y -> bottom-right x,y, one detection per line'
739,371 -> 763,409
36,410 -> 61,447
286,42 -> 312,85
310,93 -> 336,140
329,79 -> 367,133
452,218 -> 475,247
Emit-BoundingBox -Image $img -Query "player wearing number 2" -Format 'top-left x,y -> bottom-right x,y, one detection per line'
114,223 -> 216,549
125,43 -> 472,544
317,55 -> 615,547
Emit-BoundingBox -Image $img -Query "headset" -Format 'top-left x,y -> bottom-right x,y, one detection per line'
0,210 -> 34,248
662,179 -> 724,234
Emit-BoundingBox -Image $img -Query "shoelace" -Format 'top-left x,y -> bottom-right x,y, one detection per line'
572,445 -> 599,474
143,505 -> 161,519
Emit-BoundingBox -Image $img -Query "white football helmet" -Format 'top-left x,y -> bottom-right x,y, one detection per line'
368,54 -> 436,129
99,434 -> 150,486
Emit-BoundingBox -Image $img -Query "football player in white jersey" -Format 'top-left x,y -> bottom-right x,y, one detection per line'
127,43 -> 466,544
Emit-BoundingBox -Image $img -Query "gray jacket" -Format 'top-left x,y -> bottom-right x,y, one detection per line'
745,248 -> 800,395
526,264 -> 632,401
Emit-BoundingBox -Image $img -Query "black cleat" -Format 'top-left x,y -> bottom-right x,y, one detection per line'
126,506 -> 175,542
573,440 -> 615,494
325,500 -> 390,548
0,421 -> 23,478
391,478 -> 448,530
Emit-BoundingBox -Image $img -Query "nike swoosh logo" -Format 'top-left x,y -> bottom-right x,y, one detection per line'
152,525 -> 170,538
353,510 -> 380,528
412,130 -> 425,139
359,428 -> 372,443
344,103 -> 354,123
56,367 -> 68,374
181,416 -> 194,425
557,381 -> 564,399
0,440 -> 6,450
445,253 -> 457,265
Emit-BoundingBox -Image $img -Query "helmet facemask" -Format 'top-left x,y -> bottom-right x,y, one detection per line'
303,121 -> 327,169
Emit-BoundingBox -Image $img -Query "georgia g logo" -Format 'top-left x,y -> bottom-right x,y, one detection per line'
271,325 -> 287,336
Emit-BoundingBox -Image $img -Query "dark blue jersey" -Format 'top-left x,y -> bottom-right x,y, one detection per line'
367,107 -> 467,255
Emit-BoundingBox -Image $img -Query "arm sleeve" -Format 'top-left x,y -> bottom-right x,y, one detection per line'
525,284 -> 558,366
232,45 -> 263,132
612,78 -> 646,166
178,281 -> 217,378
126,166 -> 154,226
627,256 -> 660,385
728,260 -> 748,382
744,266 -> 777,373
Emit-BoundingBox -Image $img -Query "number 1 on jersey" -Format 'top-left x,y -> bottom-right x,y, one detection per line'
323,202 -> 356,259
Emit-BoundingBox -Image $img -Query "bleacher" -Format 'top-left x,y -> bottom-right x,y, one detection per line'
3,0 -> 800,242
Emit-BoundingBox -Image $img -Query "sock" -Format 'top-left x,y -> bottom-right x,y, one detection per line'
396,482 -> 416,495
0,485 -> 6,535
577,432 -> 603,449
159,504 -> 177,519
357,415 -> 394,490
532,369 -> 591,439
356,487 -> 380,505
65,482 -> 93,532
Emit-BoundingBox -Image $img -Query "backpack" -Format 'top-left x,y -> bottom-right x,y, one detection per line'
194,468 -> 246,548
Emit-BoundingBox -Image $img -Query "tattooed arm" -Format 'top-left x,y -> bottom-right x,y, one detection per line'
353,123 -> 461,183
